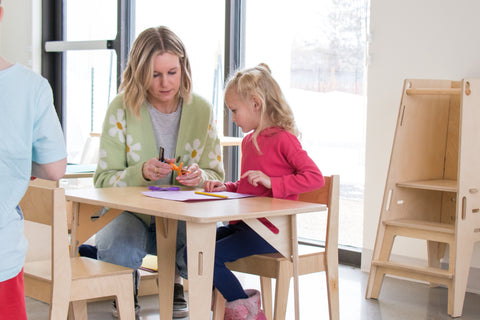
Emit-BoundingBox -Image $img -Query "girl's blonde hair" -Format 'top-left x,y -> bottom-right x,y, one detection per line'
119,26 -> 192,116
225,63 -> 299,151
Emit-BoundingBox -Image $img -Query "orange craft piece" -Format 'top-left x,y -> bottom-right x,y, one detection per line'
170,162 -> 190,176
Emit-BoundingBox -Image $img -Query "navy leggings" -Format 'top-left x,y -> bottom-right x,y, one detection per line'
213,221 -> 277,302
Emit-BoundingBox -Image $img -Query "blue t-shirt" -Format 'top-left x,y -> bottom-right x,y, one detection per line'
0,63 -> 66,282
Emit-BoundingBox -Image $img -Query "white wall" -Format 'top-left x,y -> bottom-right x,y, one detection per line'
0,0 -> 41,72
363,0 -> 480,290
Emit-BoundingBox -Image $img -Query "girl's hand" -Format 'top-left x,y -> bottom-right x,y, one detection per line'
241,170 -> 272,189
142,157 -> 172,181
203,180 -> 227,192
176,163 -> 203,186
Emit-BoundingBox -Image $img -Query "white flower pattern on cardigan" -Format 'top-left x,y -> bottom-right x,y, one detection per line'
108,108 -> 126,143
183,139 -> 203,164
126,135 -> 141,163
208,144 -> 222,170
109,170 -> 127,187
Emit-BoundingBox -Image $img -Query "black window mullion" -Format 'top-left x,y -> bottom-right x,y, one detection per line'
223,0 -> 245,182
41,0 -> 64,127
112,0 -> 135,89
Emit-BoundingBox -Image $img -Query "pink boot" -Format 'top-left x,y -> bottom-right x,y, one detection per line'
224,289 -> 267,320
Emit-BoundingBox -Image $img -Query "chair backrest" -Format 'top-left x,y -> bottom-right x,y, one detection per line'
298,175 -> 340,254
20,185 -> 72,294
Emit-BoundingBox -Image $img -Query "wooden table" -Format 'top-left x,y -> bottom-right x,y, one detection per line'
65,187 -> 325,320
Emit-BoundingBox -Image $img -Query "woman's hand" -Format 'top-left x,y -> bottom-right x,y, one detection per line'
176,163 -> 203,186
241,170 -> 272,189
203,180 -> 227,192
142,157 -> 172,181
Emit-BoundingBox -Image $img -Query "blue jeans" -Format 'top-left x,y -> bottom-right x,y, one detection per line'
95,211 -> 188,278
213,221 -> 277,302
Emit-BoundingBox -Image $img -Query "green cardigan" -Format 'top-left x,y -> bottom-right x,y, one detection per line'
94,92 -> 225,190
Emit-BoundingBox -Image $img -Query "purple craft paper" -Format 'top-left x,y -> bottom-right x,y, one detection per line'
142,190 -> 254,202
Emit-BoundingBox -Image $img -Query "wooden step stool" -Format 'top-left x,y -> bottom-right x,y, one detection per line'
365,79 -> 480,317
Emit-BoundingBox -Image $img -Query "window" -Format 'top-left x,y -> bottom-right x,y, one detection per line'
64,1 -> 117,162
135,0 -> 226,134
51,0 -> 226,164
43,0 -> 367,263
43,0 -> 118,163
244,0 -> 368,249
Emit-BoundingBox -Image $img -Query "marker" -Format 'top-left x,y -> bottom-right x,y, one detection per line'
194,191 -> 228,198
158,146 -> 165,162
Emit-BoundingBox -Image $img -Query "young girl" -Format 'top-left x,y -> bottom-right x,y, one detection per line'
203,63 -> 324,319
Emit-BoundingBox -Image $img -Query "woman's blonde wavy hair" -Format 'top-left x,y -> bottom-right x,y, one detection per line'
119,26 -> 192,116
225,63 -> 299,152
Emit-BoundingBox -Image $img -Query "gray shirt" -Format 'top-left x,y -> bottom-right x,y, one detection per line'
147,101 -> 182,185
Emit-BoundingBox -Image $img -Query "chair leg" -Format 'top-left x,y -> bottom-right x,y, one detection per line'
49,286 -> 71,320
273,261 -> 291,320
260,276 -> 273,320
49,299 -> 70,320
68,300 -> 87,320
212,288 -> 226,320
116,289 -> 136,320
325,264 -> 339,320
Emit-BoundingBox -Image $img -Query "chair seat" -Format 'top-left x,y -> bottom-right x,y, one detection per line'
71,257 -> 133,280
25,257 -> 132,282
227,249 -> 327,279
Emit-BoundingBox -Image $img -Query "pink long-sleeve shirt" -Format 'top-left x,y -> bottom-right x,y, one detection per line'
225,126 -> 324,200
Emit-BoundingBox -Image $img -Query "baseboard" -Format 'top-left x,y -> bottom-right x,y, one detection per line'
298,238 -> 361,267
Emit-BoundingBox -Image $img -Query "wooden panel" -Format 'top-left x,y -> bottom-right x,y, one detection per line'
298,176 -> 331,205
457,78 -> 480,234
243,215 -> 292,259
443,81 -> 461,180
20,186 -> 54,225
390,79 -> 451,183
397,179 -> 457,192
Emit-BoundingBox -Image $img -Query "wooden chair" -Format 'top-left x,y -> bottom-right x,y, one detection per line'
213,175 -> 340,320
21,185 -> 135,319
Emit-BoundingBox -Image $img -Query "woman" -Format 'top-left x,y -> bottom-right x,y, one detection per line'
92,26 -> 224,318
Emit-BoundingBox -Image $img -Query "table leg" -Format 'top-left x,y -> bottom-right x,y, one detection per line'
70,202 -> 81,257
156,217 -> 178,320
186,222 -> 217,320
291,215 -> 300,320
69,202 -> 122,256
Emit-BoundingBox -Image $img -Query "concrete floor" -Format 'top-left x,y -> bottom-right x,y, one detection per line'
26,264 -> 480,319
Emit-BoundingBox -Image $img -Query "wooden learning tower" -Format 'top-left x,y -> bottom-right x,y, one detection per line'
365,79 -> 480,317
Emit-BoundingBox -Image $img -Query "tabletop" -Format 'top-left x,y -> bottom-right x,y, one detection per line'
64,186 -> 326,223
